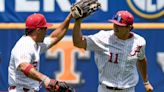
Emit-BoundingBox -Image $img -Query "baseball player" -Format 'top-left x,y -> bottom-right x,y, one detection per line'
72,10 -> 153,92
8,13 -> 73,92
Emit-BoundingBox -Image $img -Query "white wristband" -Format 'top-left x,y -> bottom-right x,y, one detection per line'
43,76 -> 49,85
144,81 -> 150,85
39,76 -> 48,88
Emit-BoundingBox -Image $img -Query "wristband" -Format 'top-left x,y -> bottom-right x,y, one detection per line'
38,76 -> 48,89
144,81 -> 150,85
42,76 -> 49,84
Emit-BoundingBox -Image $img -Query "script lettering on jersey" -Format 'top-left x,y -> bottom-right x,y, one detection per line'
130,46 -> 142,56
108,52 -> 118,64
46,36 -> 91,84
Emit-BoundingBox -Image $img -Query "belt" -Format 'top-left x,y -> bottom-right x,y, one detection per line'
9,86 -> 36,92
9,86 -> 16,90
105,86 -> 123,90
100,83 -> 123,90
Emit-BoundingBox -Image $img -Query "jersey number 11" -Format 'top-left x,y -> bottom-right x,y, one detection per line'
108,52 -> 118,64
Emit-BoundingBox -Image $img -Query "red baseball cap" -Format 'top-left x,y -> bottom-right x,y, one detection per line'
25,13 -> 53,29
109,10 -> 134,26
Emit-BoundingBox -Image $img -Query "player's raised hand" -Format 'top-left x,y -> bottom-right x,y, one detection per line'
70,0 -> 101,20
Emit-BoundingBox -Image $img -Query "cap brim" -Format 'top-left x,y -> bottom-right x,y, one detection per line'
46,23 -> 53,28
108,20 -> 126,26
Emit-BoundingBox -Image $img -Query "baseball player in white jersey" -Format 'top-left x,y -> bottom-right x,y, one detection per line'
8,13 -> 73,92
72,10 -> 153,92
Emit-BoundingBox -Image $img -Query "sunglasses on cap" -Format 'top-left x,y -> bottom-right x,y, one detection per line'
113,14 -> 123,23
112,14 -> 133,26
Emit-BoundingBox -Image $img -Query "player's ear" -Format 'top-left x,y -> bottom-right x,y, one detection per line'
129,25 -> 133,31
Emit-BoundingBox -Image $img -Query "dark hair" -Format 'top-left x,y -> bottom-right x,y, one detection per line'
25,28 -> 35,36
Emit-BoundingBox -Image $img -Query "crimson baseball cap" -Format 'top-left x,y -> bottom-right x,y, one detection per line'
25,13 -> 53,29
109,10 -> 134,26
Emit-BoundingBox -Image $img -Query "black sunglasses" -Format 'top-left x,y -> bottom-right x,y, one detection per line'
113,14 -> 132,26
113,14 -> 123,23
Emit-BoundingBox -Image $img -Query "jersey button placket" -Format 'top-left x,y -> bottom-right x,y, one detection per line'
120,43 -> 127,87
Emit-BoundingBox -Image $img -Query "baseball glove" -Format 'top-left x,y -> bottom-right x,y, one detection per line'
71,0 -> 101,19
46,79 -> 75,92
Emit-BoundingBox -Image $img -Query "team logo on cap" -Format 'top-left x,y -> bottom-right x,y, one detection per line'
127,0 -> 164,19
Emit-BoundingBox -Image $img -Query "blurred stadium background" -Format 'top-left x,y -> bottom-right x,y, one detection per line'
0,0 -> 164,92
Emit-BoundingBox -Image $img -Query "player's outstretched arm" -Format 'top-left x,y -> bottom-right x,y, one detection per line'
137,58 -> 154,92
18,62 -> 49,83
72,19 -> 87,49
18,63 -> 72,91
48,13 -> 73,48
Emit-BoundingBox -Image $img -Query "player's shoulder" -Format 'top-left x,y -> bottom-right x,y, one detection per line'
98,29 -> 113,33
132,32 -> 146,45
12,36 -> 35,51
16,36 -> 32,45
95,29 -> 113,37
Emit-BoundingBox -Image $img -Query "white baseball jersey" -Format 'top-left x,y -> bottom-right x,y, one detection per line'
8,35 -> 52,90
86,30 -> 146,89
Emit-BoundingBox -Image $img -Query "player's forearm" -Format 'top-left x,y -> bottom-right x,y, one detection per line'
27,68 -> 47,82
73,19 -> 82,43
19,63 -> 47,82
137,58 -> 148,82
73,19 -> 86,48
50,13 -> 72,44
